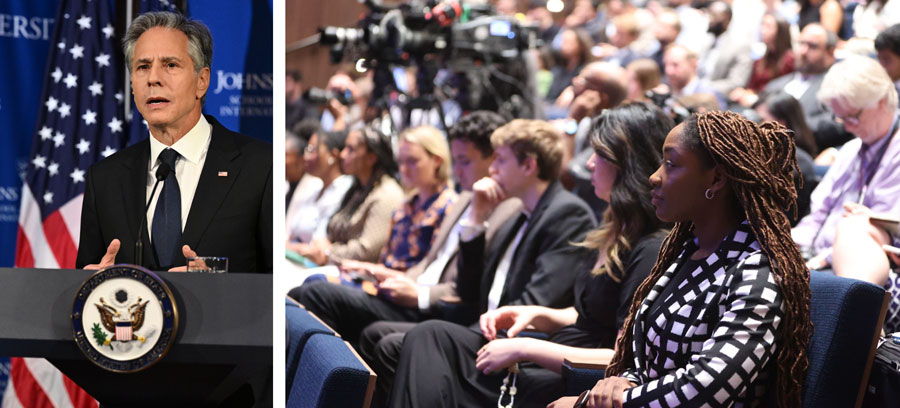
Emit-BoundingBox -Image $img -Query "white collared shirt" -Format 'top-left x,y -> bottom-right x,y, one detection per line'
146,115 -> 212,242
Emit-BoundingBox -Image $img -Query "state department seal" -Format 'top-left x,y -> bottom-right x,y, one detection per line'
71,264 -> 179,373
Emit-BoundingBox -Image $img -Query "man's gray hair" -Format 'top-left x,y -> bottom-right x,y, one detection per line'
123,12 -> 213,103
818,55 -> 898,111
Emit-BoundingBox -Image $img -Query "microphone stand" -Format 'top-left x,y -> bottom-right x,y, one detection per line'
136,162 -> 171,266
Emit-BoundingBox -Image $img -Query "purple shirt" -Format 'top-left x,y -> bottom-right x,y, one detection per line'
793,113 -> 900,261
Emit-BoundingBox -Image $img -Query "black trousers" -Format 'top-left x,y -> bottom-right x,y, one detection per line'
289,280 -> 422,344
360,321 -> 418,408
387,320 -> 563,408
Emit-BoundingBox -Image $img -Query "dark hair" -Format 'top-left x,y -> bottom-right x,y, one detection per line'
559,28 -> 595,67
759,91 -> 819,155
763,13 -> 793,72
287,69 -> 303,82
607,111 -> 811,408
448,111 -> 507,158
339,126 -> 398,217
293,119 -> 320,143
875,23 -> 900,56
576,102 -> 672,281
318,129 -> 348,152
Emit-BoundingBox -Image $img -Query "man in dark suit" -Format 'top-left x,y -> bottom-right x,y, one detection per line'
358,119 -> 596,405
75,12 -> 272,273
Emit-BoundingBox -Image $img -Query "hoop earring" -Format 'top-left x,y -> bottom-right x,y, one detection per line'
705,188 -> 715,200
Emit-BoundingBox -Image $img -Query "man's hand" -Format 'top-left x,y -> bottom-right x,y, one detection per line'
377,275 -> 419,308
470,177 -> 507,225
84,239 -> 120,270
168,245 -> 198,272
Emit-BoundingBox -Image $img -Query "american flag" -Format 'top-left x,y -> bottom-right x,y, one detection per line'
7,0 -> 125,406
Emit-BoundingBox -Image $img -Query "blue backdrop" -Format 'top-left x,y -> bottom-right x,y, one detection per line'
0,1 -> 61,267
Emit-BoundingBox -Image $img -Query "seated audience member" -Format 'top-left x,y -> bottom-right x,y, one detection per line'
663,45 -> 723,107
285,128 -> 317,218
649,8 -> 680,71
755,91 -> 819,221
290,126 -> 403,265
799,0 -> 843,34
624,59 -> 662,102
793,56 -> 900,270
386,102 -> 672,408
759,24 -> 848,150
552,111 -> 811,408
360,119 -> 597,406
287,129 -> 353,243
291,112 -> 518,343
315,126 -> 458,276
876,24 -> 900,94
730,13 -> 794,102
374,126 -> 458,270
599,12 -> 649,68
697,2 -> 753,98
831,203 -> 900,333
852,0 -> 900,40
547,28 -> 595,104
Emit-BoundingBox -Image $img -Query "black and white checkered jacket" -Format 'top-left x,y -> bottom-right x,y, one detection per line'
621,222 -> 783,407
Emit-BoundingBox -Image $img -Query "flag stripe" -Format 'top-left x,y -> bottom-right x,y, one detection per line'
58,194 -> 83,249
17,185 -> 59,269
41,210 -> 77,269
9,359 -> 53,408
13,227 -> 35,270
23,358 -> 75,408
61,377 -> 97,408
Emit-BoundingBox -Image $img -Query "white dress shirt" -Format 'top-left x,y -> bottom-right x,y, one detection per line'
146,115 -> 211,243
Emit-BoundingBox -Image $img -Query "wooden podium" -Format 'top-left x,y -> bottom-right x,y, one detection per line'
0,267 -> 272,407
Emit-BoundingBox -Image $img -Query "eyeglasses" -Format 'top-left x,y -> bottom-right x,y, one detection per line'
833,108 -> 864,127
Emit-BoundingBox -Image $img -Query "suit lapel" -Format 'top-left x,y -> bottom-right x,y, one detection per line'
181,119 -> 241,258
497,183 -> 561,305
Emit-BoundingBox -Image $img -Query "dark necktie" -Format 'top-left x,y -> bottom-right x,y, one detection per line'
152,148 -> 182,268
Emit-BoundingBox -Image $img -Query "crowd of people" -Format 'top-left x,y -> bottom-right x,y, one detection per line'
285,0 -> 900,405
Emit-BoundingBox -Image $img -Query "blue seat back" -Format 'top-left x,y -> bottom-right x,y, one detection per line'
287,333 -> 373,408
804,271 -> 887,408
286,303 -> 335,394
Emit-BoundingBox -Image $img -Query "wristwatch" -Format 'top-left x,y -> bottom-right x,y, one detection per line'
574,389 -> 590,408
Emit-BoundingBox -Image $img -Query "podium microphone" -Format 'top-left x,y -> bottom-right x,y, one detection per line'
135,162 -> 171,266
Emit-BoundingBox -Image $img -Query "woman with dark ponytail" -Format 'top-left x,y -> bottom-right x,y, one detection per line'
569,111 -> 811,407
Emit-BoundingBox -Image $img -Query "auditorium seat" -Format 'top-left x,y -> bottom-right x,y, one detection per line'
803,271 -> 888,408
287,333 -> 376,408
285,297 -> 336,395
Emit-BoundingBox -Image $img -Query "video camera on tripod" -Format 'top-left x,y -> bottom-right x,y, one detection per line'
317,0 -> 542,122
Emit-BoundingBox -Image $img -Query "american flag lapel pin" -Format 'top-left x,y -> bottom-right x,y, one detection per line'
218,171 -> 228,177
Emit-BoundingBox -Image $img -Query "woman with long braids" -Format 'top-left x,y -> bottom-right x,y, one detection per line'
557,111 -> 811,407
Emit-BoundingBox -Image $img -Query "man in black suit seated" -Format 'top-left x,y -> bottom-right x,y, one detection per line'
75,11 -> 272,273
359,119 -> 596,405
